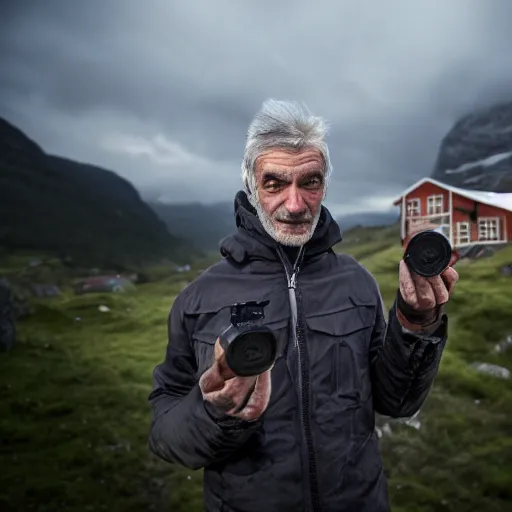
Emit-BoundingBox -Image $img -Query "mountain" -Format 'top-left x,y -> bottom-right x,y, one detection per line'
0,117 -> 199,268
151,198 -> 398,251
149,201 -> 236,252
336,210 -> 398,231
432,101 -> 512,192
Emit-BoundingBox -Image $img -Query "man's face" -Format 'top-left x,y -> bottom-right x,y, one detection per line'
252,148 -> 325,246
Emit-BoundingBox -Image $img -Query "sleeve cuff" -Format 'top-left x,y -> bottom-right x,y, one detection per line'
203,399 -> 261,431
399,312 -> 447,342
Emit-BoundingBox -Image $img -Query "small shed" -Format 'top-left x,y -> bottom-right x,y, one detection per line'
74,275 -> 135,295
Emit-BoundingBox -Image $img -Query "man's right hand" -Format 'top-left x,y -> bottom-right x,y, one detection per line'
199,338 -> 272,422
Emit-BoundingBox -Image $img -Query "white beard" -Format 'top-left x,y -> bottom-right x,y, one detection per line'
250,193 -> 322,247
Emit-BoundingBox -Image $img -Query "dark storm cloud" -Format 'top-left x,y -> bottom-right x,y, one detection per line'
2,0 -> 512,213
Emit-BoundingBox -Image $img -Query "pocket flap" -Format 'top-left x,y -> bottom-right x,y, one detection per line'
192,305 -> 290,345
305,305 -> 375,336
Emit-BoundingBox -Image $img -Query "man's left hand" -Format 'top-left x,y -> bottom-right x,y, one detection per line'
397,226 -> 459,332
397,260 -> 458,331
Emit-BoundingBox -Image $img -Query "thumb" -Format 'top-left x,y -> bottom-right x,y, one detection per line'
214,337 -> 236,380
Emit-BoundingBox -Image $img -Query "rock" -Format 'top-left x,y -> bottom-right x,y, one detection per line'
494,334 -> 512,354
31,283 -> 61,298
376,423 -> 393,438
399,411 -> 421,431
470,362 -> 510,379
376,422 -> 393,438
500,264 -> 512,277
432,101 -> 512,192
104,440 -> 131,452
375,410 -> 422,440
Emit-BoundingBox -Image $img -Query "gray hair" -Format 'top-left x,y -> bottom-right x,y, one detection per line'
241,99 -> 332,197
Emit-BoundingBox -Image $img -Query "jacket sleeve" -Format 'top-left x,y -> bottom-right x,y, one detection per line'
368,282 -> 448,419
148,292 -> 262,470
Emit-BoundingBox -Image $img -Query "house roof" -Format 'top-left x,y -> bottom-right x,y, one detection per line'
393,177 -> 512,213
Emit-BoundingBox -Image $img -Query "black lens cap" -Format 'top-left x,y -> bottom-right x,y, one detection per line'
404,230 -> 452,278
225,329 -> 277,377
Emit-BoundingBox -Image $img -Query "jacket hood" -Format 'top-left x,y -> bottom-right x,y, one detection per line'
219,190 -> 342,264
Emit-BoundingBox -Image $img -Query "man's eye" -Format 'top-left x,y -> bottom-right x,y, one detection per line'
265,181 -> 282,191
304,178 -> 322,189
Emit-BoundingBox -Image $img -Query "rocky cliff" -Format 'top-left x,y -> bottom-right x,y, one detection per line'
432,101 -> 512,192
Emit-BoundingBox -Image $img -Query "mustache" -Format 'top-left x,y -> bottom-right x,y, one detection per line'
273,208 -> 314,223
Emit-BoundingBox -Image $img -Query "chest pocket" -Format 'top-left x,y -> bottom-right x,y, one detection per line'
191,306 -> 291,378
305,301 -> 376,412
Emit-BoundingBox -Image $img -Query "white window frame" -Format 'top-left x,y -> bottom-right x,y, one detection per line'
478,217 -> 500,242
456,221 -> 470,245
406,198 -> 421,217
427,194 -> 444,215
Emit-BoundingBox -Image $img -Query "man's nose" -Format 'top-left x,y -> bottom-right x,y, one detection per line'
284,185 -> 306,213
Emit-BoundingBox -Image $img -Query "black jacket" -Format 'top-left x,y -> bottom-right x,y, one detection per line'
148,191 -> 447,512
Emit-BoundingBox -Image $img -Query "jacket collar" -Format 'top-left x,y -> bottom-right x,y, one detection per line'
219,190 -> 342,264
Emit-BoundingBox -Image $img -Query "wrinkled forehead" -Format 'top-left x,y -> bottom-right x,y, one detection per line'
255,148 -> 325,179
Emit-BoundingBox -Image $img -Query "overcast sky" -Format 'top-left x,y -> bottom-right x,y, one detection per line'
2,0 -> 512,216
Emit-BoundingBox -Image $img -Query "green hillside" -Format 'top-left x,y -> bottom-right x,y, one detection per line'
0,230 -> 511,512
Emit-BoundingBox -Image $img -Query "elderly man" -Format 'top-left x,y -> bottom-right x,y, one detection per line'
148,99 -> 458,512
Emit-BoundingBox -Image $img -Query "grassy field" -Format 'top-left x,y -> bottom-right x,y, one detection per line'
1,233 -> 512,512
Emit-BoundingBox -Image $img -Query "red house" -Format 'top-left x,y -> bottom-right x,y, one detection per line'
393,177 -> 512,249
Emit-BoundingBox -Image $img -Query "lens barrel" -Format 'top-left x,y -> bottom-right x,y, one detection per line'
404,229 -> 452,277
220,324 -> 277,377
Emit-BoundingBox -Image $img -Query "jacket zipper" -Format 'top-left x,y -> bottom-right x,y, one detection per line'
276,245 -> 321,512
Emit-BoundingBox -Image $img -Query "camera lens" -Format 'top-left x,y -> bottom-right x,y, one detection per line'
225,330 -> 276,377
404,230 -> 452,277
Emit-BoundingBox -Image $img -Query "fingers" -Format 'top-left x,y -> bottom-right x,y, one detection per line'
201,338 -> 273,421
399,260 -> 418,305
427,267 -> 458,304
222,375 -> 259,414
214,337 -> 224,360
200,358 -> 259,414
400,258 -> 459,310
199,338 -> 239,396
399,261 -> 439,310
233,370 -> 272,421
441,266 -> 459,295
199,360 -> 226,394
427,275 -> 449,305
413,274 -> 436,310
214,338 -> 236,380
199,357 -> 272,421
201,369 -> 257,406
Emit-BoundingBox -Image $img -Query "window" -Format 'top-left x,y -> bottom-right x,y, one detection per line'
406,198 -> 420,217
456,222 -> 470,245
427,194 -> 444,215
478,217 -> 500,241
